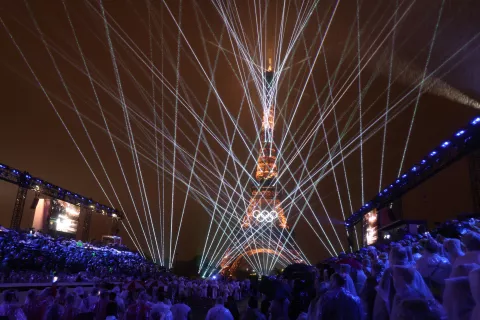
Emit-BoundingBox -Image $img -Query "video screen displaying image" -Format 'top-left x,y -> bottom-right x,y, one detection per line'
363,209 -> 378,246
49,200 -> 80,234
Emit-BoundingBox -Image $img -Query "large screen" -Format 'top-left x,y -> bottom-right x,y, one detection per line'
363,209 -> 378,246
49,200 -> 80,234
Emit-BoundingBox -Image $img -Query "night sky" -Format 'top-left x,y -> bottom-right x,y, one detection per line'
0,0 -> 479,266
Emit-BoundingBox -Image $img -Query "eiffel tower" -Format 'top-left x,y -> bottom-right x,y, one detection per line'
220,58 -> 303,276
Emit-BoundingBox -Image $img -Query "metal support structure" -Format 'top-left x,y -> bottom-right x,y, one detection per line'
82,208 -> 93,242
469,149 -> 480,213
347,226 -> 355,253
10,186 -> 27,229
346,117 -> 480,227
111,217 -> 120,236
0,163 -> 122,229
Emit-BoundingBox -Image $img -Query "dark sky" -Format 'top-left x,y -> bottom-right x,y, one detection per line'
0,0 -> 479,266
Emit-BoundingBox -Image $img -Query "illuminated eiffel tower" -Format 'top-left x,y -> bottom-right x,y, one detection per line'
221,58 -> 303,276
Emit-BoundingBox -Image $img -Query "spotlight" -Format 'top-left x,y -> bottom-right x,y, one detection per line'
411,167 -> 417,172
402,174 -> 407,178
471,117 -> 480,125
455,130 -> 465,137
421,160 -> 426,164
441,141 -> 450,148
430,151 -> 437,157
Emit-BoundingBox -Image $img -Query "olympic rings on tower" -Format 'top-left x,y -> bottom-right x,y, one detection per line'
253,210 -> 278,223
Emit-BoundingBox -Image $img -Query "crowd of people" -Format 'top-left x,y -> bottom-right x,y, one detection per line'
1,216 -> 480,319
307,217 -> 480,320
0,227 -> 159,283
0,277 -> 254,320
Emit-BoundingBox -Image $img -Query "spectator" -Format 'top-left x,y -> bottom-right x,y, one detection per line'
314,273 -> 362,320
94,291 -> 109,320
150,292 -> 172,320
390,266 -> 444,320
170,295 -> 191,320
61,293 -> 79,320
469,267 -> 480,320
443,269 -> 475,320
338,264 -> 357,296
360,262 -> 385,320
226,296 -> 240,320
0,290 -> 26,320
242,297 -> 265,320
105,302 -> 118,320
453,232 -> 480,269
206,297 -> 233,320
23,289 -> 42,320
444,238 -> 465,264
416,238 -> 452,300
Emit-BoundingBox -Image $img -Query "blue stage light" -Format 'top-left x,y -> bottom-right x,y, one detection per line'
411,167 -> 417,172
421,160 -> 426,164
430,151 -> 437,157
441,141 -> 450,148
0,165 -> 5,168
384,189 -> 388,193
396,179 -> 400,183
402,174 -> 407,178
455,130 -> 465,137
379,193 -> 383,196
472,117 -> 480,125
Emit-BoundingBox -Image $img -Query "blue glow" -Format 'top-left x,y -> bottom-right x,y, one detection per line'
402,174 -> 407,178
441,141 -> 450,148
384,189 -> 388,193
379,193 -> 383,196
411,167 -> 417,172
396,179 -> 400,183
472,117 -> 480,125
430,151 -> 437,157
456,130 -> 465,137
0,165 -> 5,168
421,160 -> 426,164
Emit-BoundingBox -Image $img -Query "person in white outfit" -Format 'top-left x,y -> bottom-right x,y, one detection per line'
443,272 -> 475,320
452,232 -> 480,271
211,281 -> 219,299
206,297 -> 234,320
170,295 -> 191,320
469,267 -> 480,320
